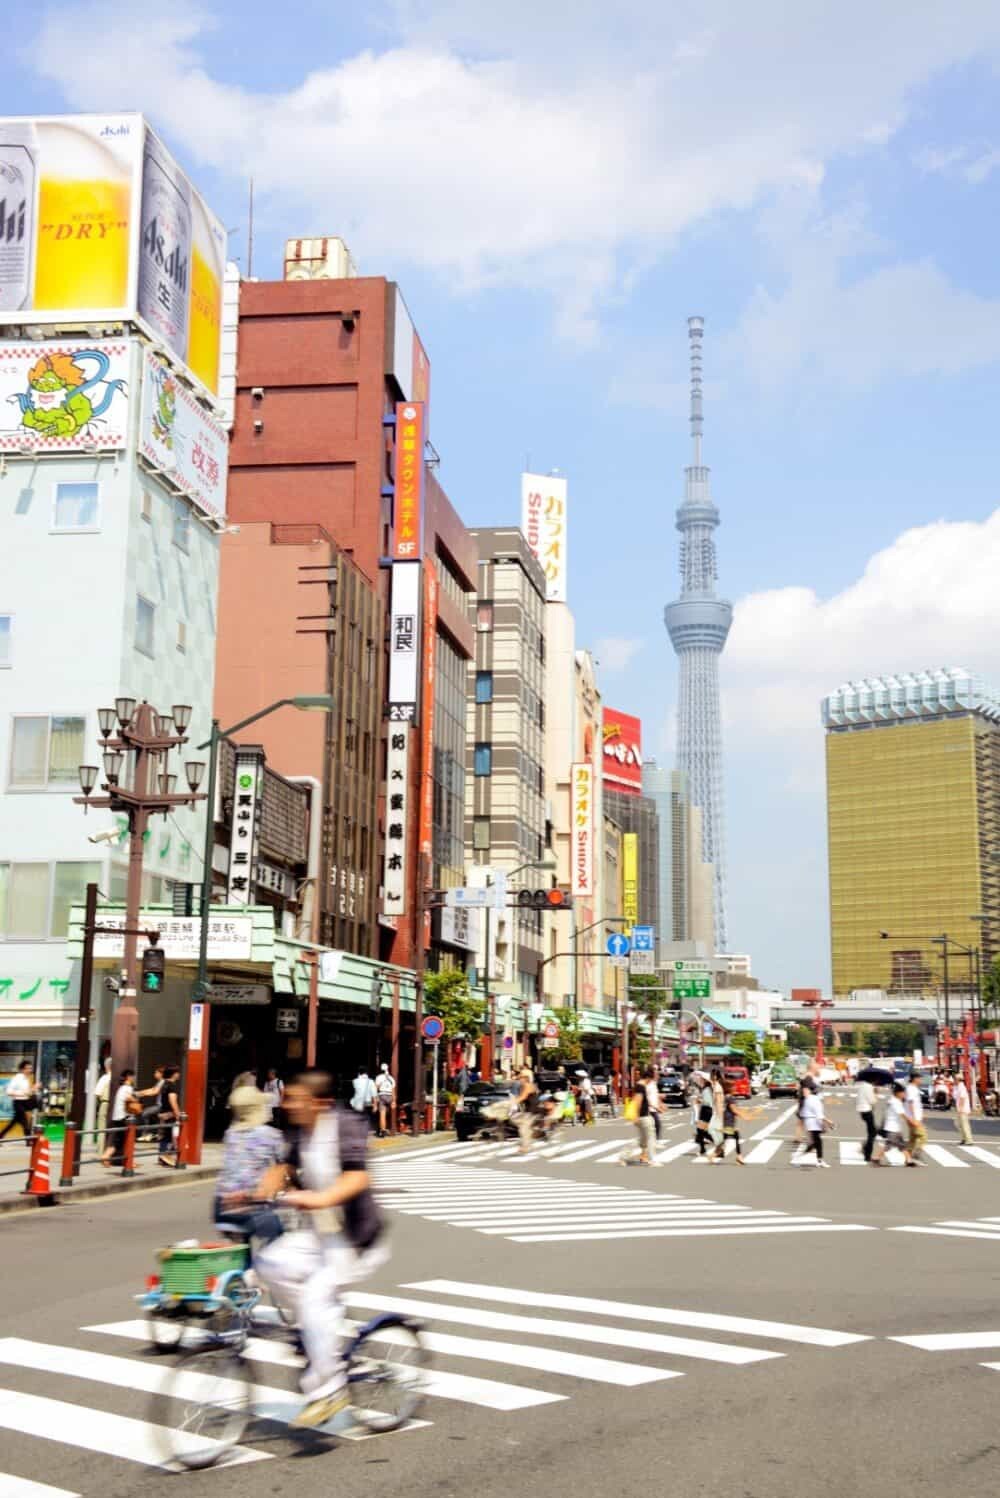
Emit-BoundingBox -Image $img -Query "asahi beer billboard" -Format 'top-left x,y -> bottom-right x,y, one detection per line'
0,114 -> 226,398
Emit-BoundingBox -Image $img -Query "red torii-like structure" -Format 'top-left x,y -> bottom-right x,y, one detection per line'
790,988 -> 836,1064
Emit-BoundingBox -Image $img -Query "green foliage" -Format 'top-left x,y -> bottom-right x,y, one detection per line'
552,1006 -> 583,1060
982,958 -> 1000,1025
861,1021 -> 924,1056
424,968 -> 485,1041
762,1036 -> 787,1062
786,1024 -> 816,1052
730,1031 -> 761,1068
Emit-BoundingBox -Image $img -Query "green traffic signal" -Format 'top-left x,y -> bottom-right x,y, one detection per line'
141,945 -> 166,994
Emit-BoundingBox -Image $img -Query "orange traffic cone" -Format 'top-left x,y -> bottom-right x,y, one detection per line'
23,1134 -> 55,1205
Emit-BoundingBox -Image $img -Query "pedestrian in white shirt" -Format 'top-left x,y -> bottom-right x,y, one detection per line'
373,1064 -> 396,1137
873,1085 -> 907,1166
952,1072 -> 973,1146
903,1072 -> 927,1166
791,1080 -> 829,1167
0,1060 -> 36,1147
856,1078 -> 878,1163
93,1055 -> 112,1146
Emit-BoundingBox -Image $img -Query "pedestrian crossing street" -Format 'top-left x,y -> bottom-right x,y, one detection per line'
374,1157 -> 875,1240
401,1134 -> 1000,1171
0,1279 -> 873,1492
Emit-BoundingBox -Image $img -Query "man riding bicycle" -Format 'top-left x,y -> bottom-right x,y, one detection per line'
254,1069 -> 387,1428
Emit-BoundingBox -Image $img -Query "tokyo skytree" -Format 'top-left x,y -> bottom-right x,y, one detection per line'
664,317 -> 732,949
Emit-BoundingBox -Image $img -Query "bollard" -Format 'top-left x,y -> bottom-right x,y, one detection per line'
121,1121 -> 137,1178
59,1122 -> 78,1188
174,1113 -> 188,1170
23,1132 -> 42,1194
24,1132 -> 55,1204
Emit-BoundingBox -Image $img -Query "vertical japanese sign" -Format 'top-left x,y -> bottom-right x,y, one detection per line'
382,727 -> 410,915
387,560 -> 421,721
393,401 -> 425,559
602,708 -> 643,795
571,761 -> 594,898
622,832 -> 639,929
521,472 -> 568,602
226,748 -> 264,903
419,564 -> 437,860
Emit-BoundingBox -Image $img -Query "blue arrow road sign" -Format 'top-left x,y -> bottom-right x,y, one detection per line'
607,932 -> 631,958
632,925 -> 655,952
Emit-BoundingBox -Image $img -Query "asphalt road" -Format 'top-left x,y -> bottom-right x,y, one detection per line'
4,1092 -> 1000,1498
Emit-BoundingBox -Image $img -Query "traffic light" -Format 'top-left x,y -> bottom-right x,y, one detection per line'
141,945 -> 165,994
517,888 -> 572,911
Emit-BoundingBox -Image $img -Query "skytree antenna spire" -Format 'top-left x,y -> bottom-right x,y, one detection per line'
664,316 -> 733,949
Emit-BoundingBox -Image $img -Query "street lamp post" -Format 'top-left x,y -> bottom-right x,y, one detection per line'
187,695 -> 334,1159
75,699 -> 207,1116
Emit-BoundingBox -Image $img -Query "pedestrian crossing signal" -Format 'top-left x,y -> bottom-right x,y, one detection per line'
141,945 -> 165,994
517,888 -> 572,911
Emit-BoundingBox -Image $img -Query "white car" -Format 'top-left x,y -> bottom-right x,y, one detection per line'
817,1064 -> 841,1085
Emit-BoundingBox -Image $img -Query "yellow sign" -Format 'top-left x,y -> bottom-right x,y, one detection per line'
0,114 -> 225,397
623,832 -> 639,929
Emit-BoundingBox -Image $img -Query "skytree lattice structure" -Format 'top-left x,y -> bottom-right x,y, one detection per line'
664,316 -> 732,949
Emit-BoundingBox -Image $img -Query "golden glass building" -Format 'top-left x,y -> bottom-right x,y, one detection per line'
824,670 -> 1000,998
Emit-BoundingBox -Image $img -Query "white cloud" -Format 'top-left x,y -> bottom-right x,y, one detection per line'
916,142 -> 1000,184
23,0 -> 1000,334
722,508 -> 1000,779
594,636 -> 644,673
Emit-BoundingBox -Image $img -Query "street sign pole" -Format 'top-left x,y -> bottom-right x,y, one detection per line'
432,1038 -> 439,1130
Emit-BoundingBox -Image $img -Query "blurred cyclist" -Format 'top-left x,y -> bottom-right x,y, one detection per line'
255,1070 -> 387,1428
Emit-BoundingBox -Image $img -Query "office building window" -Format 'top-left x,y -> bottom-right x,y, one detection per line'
136,595 -> 155,657
475,671 -> 493,704
10,715 -> 85,788
140,489 -> 154,522
0,614 -> 10,667
52,481 -> 99,531
473,817 -> 490,851
477,601 -> 494,632
50,862 -> 101,939
0,863 -> 47,938
474,743 -> 492,776
172,497 -> 191,552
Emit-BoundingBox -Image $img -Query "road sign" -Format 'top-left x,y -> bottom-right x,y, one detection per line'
673,959 -> 710,973
632,925 -> 655,952
674,975 -> 712,1000
610,956 -> 628,970
207,983 -> 269,1006
275,1008 -> 299,1033
421,1015 -> 445,1040
629,949 -> 655,975
445,887 -> 489,909
543,1021 -> 560,1042
607,932 -> 630,958
703,1021 -> 714,1036
502,1035 -> 514,1050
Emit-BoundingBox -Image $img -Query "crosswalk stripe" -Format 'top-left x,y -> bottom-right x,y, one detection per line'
405,1282 -> 870,1346
936,1219 -> 1000,1231
0,1480 -> 80,1498
922,1145 -> 969,1168
891,1331 -> 1000,1350
651,1141 -> 696,1163
475,1214 -> 812,1236
556,1140 -> 638,1162
838,1141 -> 864,1164
343,1292 -> 782,1365
410,1200 -> 746,1221
960,1147 -> 1000,1167
0,1387 -> 268,1468
742,1140 -> 783,1164
749,1104 -> 798,1141
891,1225 -> 1000,1240
84,1321 -> 560,1412
510,1222 -> 874,1242
398,1330 -> 677,1386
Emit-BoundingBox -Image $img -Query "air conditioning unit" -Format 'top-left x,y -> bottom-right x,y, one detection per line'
284,237 -> 358,281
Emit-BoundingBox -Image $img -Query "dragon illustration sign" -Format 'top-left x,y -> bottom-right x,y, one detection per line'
139,348 -> 227,522
0,338 -> 129,450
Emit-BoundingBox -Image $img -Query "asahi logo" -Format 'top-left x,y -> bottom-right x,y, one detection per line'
0,194 -> 26,245
142,215 -> 189,292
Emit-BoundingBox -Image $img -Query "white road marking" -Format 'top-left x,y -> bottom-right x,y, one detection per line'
511,1222 -> 875,1243
742,1140 -> 784,1164
922,1145 -> 969,1168
83,1321 -> 559,1412
748,1104 -> 798,1141
343,1292 -> 781,1365
838,1141 -> 864,1165
475,1214 -> 804,1236
651,1141 -> 697,1163
891,1331 -> 1000,1350
555,1140 -> 639,1162
406,1282 -> 870,1346
416,1202 -> 750,1224
0,1480 -> 80,1498
0,1387 -> 268,1468
960,1147 -> 1000,1167
891,1226 -> 1000,1241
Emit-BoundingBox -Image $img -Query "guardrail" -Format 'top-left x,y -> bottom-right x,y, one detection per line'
0,1113 -> 191,1193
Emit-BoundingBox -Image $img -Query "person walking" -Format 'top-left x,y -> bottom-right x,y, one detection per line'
350,1068 -> 376,1125
0,1060 -> 36,1146
644,1069 -> 664,1144
717,1088 -> 763,1163
709,1067 -> 726,1155
791,1078 -> 828,1167
952,1071 -> 974,1146
263,1068 -> 285,1123
101,1069 -> 137,1166
373,1064 -> 396,1137
872,1083 -> 908,1166
903,1070 -> 928,1166
857,1076 -> 878,1163
93,1055 -> 112,1149
622,1069 -> 656,1166
157,1065 -> 182,1167
134,1064 -> 165,1141
692,1072 -> 716,1159
514,1066 -> 539,1154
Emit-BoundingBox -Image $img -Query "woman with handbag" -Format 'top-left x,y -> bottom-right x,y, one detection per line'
101,1069 -> 139,1167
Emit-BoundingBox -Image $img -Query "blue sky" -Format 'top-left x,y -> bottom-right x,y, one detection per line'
12,0 -> 1000,989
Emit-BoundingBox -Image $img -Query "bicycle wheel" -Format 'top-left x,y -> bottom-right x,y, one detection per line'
151,1341 -> 256,1470
146,1306 -> 184,1352
347,1316 -> 427,1433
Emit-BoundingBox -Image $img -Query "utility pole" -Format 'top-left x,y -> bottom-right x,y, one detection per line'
69,881 -> 99,1135
412,851 -> 429,1136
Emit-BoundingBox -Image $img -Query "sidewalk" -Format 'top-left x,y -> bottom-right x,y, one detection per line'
0,1126 -> 456,1216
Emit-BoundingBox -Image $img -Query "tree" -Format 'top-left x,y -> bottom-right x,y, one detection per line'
628,975 -> 672,1064
551,1006 -> 583,1061
982,958 -> 1000,1027
762,1036 -> 787,1062
423,968 -> 485,1041
786,1024 -> 816,1053
730,1031 -> 761,1069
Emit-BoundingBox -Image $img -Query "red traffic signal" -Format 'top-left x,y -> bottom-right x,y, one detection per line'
516,888 -> 572,911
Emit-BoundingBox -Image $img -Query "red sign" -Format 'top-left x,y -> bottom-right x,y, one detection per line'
543,1022 -> 560,1042
791,988 -> 823,1002
602,708 -> 642,794
393,401 -> 425,559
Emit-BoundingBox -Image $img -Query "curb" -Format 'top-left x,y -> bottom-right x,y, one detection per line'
0,1163 -> 220,1216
